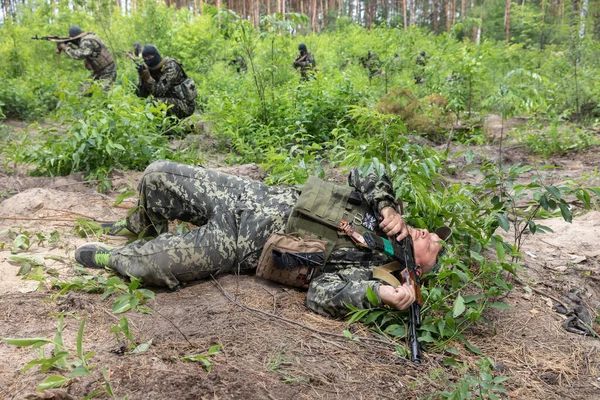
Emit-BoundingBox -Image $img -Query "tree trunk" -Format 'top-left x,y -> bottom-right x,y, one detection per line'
505,0 -> 511,42
433,0 -> 439,34
580,0 -> 589,38
403,0 -> 407,29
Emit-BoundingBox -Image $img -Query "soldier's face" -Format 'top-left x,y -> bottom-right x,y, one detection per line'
408,227 -> 443,273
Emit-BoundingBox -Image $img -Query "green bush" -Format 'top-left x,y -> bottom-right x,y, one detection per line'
23,82 -> 196,189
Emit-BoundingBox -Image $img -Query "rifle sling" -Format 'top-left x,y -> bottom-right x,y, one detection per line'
372,261 -> 402,287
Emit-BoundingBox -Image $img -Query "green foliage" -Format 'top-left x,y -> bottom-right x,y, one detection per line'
2,315 -> 115,397
178,344 -> 222,372
427,357 -> 508,400
109,315 -> 153,354
20,84 -> 194,189
516,120 -> 599,157
54,274 -> 155,314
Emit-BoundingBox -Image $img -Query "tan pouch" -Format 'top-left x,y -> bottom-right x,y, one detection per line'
256,233 -> 327,289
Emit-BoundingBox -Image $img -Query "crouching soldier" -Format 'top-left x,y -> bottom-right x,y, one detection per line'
136,44 -> 197,120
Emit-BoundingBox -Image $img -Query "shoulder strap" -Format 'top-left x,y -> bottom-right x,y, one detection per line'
372,261 -> 402,287
148,56 -> 170,71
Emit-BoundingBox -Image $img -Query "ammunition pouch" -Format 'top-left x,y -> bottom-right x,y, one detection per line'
256,233 -> 327,289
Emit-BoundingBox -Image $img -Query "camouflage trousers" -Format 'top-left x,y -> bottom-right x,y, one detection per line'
81,62 -> 117,94
108,161 -> 298,289
154,97 -> 195,119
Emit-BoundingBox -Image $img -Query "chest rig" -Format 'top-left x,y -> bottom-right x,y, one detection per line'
285,176 -> 377,263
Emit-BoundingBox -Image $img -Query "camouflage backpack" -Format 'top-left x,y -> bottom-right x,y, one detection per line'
172,60 -> 197,102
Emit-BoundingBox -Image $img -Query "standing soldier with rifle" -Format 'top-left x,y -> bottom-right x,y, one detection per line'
293,43 -> 316,81
55,26 -> 117,94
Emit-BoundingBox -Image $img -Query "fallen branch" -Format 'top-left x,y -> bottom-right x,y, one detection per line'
0,216 -> 114,223
211,276 -> 400,348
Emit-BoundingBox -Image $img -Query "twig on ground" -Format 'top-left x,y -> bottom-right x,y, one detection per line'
44,208 -> 106,221
211,276 -> 397,348
513,277 -> 569,310
154,307 -> 193,348
0,216 -> 113,223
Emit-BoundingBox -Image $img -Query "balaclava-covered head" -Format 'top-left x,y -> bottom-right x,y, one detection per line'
68,25 -> 83,46
133,42 -> 142,57
142,44 -> 162,68
298,43 -> 307,55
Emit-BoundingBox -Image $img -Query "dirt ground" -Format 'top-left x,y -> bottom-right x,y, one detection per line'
1,119 -> 600,399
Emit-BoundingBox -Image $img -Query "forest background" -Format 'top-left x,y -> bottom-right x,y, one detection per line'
1,0 -> 600,398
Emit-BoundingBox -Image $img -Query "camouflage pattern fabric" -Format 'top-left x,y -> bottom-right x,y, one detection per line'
106,161 -> 401,318
108,161 -> 298,289
293,52 -> 316,80
136,58 -> 195,119
64,36 -> 117,92
359,51 -> 381,79
80,62 -> 117,93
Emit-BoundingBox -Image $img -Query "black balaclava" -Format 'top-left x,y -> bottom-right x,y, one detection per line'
133,42 -> 142,57
142,44 -> 162,68
298,43 -> 307,55
68,25 -> 83,46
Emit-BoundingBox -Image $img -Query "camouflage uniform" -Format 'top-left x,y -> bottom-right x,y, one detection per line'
293,52 -> 316,81
64,33 -> 117,93
359,51 -> 382,80
136,58 -> 195,119
107,161 -> 397,318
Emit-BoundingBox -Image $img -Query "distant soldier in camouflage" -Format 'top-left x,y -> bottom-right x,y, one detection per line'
136,44 -> 196,119
228,50 -> 247,74
75,161 -> 446,318
293,43 -> 316,81
57,25 -> 117,94
359,50 -> 382,82
414,50 -> 428,84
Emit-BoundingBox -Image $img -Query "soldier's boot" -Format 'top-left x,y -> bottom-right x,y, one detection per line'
101,220 -> 133,236
75,243 -> 114,269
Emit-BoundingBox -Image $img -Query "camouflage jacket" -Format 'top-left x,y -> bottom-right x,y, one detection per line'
64,34 -> 115,74
137,58 -> 188,101
306,168 -> 402,318
293,52 -> 316,73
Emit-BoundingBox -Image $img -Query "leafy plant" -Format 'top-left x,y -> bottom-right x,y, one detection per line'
109,315 -> 153,354
178,344 -> 222,372
54,275 -> 155,314
1,315 -> 116,397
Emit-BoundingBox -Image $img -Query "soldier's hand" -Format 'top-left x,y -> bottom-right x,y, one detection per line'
378,282 -> 415,311
138,65 -> 151,82
379,206 -> 408,241
136,63 -> 146,73
56,42 -> 66,52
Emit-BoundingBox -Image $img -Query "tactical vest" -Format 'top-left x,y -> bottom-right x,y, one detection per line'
285,176 -> 377,262
83,34 -> 114,74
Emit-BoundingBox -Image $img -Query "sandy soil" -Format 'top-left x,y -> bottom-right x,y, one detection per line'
1,120 -> 600,400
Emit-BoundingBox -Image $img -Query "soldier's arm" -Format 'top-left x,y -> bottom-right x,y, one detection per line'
136,80 -> 150,98
306,268 -> 383,318
64,38 -> 96,60
145,62 -> 182,97
347,167 -> 396,214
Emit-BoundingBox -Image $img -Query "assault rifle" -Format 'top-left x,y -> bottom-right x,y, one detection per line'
31,35 -> 75,54
293,53 -> 308,67
363,231 -> 423,364
121,50 -> 145,71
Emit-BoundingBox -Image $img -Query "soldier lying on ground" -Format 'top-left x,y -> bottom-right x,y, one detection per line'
57,25 -> 117,94
75,161 -> 449,318
136,44 -> 197,120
